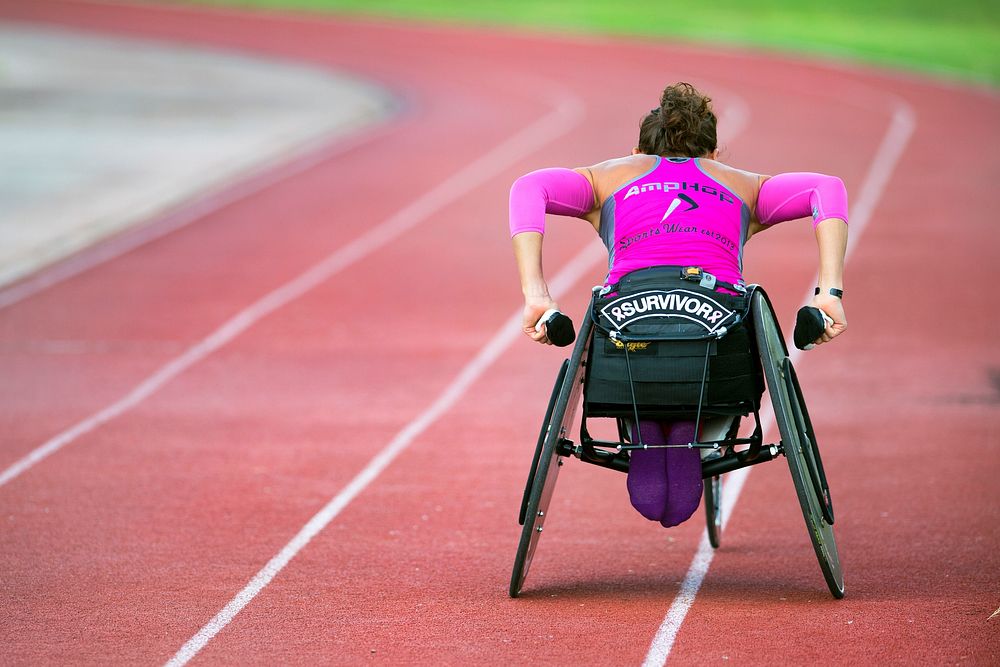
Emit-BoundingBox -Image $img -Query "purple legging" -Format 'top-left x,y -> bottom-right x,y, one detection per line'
627,421 -> 703,527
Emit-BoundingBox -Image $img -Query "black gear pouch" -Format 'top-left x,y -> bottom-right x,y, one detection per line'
584,266 -> 763,419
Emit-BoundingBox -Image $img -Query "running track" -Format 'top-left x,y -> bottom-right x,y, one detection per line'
2,1 -> 999,664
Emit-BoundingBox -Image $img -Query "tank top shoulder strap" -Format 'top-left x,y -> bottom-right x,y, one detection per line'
607,156 -> 662,200
690,158 -> 749,207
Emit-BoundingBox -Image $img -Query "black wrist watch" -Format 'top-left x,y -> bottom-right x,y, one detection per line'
815,287 -> 844,299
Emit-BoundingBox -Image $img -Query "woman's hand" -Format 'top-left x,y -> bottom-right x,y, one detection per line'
522,295 -> 560,345
809,293 -> 847,345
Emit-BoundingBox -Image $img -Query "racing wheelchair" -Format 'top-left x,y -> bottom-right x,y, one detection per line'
509,266 -> 844,599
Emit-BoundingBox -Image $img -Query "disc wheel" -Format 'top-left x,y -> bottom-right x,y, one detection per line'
509,308 -> 593,598
752,289 -> 845,599
784,360 -> 835,525
519,360 -> 570,526
704,474 -> 722,548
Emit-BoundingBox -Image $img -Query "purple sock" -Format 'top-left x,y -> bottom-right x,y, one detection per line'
626,422 -> 669,521
626,421 -> 703,527
659,422 -> 704,528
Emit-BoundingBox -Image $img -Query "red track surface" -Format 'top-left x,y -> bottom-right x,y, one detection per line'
2,1 -> 999,664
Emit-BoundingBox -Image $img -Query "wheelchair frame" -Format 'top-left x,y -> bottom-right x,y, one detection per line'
509,285 -> 844,599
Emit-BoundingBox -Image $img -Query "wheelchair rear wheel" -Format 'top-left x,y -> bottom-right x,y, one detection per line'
705,475 -> 722,548
519,360 -> 570,526
752,290 -> 845,599
509,359 -> 584,597
784,360 -> 835,525
510,311 -> 593,598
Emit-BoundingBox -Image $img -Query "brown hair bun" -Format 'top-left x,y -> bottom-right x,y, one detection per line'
637,82 -> 717,158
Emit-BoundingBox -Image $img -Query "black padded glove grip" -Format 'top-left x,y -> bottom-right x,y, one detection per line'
794,306 -> 827,350
545,312 -> 576,347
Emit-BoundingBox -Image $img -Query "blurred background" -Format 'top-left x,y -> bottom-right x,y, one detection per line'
2,0 -> 996,290
188,0 -> 1000,86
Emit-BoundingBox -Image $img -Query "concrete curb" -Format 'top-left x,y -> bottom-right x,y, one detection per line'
0,22 -> 394,289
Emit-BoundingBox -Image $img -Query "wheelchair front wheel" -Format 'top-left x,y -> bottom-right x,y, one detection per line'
705,474 -> 722,548
752,289 -> 845,599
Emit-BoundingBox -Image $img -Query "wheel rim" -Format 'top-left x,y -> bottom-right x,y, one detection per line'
510,441 -> 564,596
519,360 -> 569,526
784,359 -> 835,525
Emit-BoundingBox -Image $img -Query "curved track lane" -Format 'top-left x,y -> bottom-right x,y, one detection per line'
1,1 -> 998,664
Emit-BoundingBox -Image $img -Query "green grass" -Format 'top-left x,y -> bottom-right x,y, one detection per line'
186,0 -> 1000,86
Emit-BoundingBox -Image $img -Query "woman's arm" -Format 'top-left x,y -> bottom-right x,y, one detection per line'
812,218 -> 848,344
755,172 -> 848,228
512,232 -> 555,343
754,172 -> 849,345
509,168 -> 596,344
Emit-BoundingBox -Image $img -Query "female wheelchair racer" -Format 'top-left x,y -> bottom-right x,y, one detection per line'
508,82 -> 848,597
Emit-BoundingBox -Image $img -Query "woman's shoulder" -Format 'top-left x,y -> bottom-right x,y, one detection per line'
581,154 -> 657,175
576,154 -> 658,202
696,158 -> 765,182
696,158 -> 767,205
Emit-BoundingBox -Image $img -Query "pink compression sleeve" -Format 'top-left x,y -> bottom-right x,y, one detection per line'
755,172 -> 849,228
509,168 -> 595,237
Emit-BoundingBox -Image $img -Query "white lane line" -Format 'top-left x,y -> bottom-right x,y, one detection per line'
164,239 -> 607,667
0,91 -> 585,490
641,98 -> 917,667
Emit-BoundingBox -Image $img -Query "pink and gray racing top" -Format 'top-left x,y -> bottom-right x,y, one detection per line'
599,157 -> 750,287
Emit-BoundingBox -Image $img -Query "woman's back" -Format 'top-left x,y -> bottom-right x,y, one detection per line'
588,155 -> 762,286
